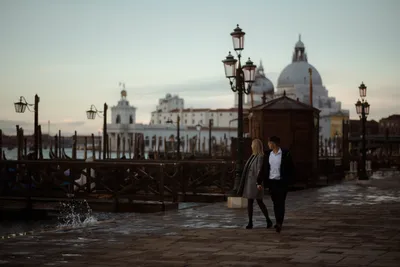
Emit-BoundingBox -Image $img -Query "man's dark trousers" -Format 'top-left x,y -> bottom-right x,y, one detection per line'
269,179 -> 288,225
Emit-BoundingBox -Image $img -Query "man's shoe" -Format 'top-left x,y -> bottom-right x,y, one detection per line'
275,224 -> 282,233
246,223 -> 253,229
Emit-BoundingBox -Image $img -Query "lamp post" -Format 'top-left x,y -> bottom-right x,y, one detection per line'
355,82 -> 370,180
86,103 -> 108,160
208,119 -> 213,157
196,123 -> 202,153
222,24 -> 257,195
14,95 -> 40,159
166,115 -> 181,159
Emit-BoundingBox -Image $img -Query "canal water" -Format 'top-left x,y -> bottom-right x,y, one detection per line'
0,201 -> 201,238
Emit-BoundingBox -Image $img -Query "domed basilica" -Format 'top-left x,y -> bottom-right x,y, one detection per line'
246,35 -> 349,139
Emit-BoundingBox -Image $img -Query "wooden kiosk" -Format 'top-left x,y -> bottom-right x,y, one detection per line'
248,92 -> 320,187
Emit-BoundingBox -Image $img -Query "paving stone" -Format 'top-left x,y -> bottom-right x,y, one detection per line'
1,175 -> 400,266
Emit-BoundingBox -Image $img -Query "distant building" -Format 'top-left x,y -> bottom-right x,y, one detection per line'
151,93 -> 239,128
348,119 -> 379,137
107,87 -> 237,153
379,114 -> 400,135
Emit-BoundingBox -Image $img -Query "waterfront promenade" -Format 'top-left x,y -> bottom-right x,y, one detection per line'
1,173 -> 400,266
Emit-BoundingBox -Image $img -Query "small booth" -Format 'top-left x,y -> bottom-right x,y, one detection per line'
249,92 -> 320,187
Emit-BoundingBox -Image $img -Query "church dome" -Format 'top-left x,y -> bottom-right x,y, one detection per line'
277,35 -> 323,87
277,61 -> 322,87
251,60 -> 274,94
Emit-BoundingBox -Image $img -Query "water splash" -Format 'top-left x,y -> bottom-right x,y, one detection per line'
57,200 -> 98,228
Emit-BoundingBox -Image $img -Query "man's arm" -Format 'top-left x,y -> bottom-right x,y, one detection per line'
256,153 -> 267,185
286,151 -> 295,182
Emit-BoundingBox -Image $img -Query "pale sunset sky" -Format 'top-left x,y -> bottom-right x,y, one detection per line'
0,0 -> 398,135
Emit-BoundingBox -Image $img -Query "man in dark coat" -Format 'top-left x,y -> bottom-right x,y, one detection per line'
256,136 -> 294,233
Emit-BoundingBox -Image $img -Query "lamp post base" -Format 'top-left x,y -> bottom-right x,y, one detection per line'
227,196 -> 247,209
358,171 -> 369,180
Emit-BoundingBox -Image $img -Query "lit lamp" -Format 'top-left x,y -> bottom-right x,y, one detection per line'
222,24 -> 257,196
85,103 -> 108,159
14,97 -> 29,113
14,95 -> 40,159
86,106 -> 98,120
354,82 -> 370,180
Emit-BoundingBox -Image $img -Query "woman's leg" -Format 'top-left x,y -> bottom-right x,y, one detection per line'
246,199 -> 254,229
256,199 -> 273,228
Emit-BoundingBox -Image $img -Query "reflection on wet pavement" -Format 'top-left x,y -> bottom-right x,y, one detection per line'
43,172 -> 400,237
1,172 -> 400,266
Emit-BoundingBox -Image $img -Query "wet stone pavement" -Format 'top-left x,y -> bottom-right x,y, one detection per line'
1,173 -> 400,267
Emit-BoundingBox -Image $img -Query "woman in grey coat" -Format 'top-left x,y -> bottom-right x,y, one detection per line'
238,139 -> 272,229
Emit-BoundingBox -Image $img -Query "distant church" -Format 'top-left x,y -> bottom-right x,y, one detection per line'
245,35 -> 349,139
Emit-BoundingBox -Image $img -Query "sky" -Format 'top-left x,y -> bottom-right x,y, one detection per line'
0,0 -> 399,135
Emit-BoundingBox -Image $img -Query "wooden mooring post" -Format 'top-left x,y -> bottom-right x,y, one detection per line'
122,137 -> 126,158
91,133 -> 95,160
16,125 -> 21,160
0,129 -> 2,160
84,137 -> 88,160
38,125 -> 43,159
58,130 -> 62,158
72,131 -> 77,160
54,134 -> 58,159
98,135 -> 102,160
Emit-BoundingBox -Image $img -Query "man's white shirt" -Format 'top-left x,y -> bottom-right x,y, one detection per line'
269,148 -> 282,180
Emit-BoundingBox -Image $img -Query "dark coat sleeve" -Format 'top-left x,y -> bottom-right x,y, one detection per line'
283,150 -> 295,184
256,152 -> 268,185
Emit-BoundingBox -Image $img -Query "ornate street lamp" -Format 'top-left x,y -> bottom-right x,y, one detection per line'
355,82 -> 370,180
14,95 -> 40,159
196,123 -> 202,153
86,103 -> 108,160
222,24 -> 257,195
166,115 -> 181,159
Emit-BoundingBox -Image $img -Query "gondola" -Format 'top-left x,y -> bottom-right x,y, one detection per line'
62,148 -> 72,160
49,148 -> 58,159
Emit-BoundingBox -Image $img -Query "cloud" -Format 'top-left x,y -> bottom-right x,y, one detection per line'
132,73 -> 279,122
131,75 -> 398,123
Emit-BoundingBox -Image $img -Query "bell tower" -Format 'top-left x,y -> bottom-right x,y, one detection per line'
292,34 -> 308,63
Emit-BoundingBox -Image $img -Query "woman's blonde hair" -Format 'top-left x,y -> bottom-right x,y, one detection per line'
252,138 -> 264,155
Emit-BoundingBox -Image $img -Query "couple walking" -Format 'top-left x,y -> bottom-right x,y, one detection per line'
237,136 -> 294,233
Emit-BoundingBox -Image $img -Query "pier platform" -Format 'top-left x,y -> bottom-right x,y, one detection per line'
1,173 -> 400,266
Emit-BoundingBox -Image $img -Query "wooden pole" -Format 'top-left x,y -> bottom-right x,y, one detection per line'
309,67 -> 313,107
103,103 -> 108,160
128,138 -> 132,159
84,136 -> 87,160
122,136 -> 126,158
91,133 -> 95,160
58,130 -> 62,158
54,134 -> 58,159
72,131 -> 77,160
38,125 -> 43,159
108,135 -> 111,159
117,134 -> 121,159
98,134 -> 102,160
24,137 -> 27,158
34,95 -> 40,160
0,129 -> 2,160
